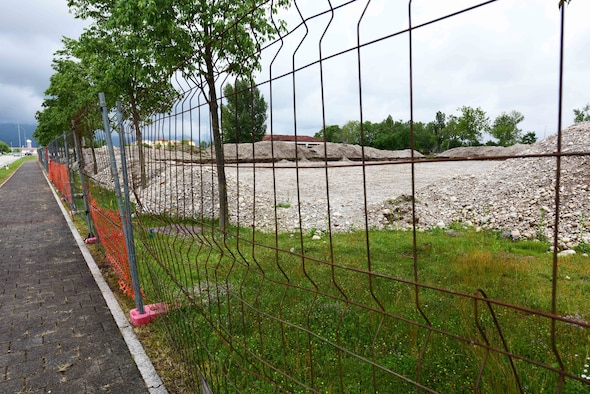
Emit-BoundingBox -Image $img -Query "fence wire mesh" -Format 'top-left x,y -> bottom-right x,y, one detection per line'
45,1 -> 590,392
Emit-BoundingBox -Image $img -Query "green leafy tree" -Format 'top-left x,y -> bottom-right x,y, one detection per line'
314,125 -> 342,142
440,115 -> 462,150
491,111 -> 525,146
340,121 -> 361,145
75,24 -> 178,187
429,111 -> 447,152
453,106 -> 490,146
68,0 -> 291,231
412,121 -> 437,153
0,141 -> 10,154
573,104 -> 590,123
221,79 -> 268,143
34,38 -> 104,175
372,116 -> 408,151
520,132 -> 537,145
361,121 -> 378,147
34,38 -> 95,147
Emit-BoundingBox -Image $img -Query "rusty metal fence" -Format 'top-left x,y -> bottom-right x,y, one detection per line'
47,1 -> 590,392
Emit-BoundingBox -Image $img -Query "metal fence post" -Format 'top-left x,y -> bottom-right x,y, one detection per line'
71,127 -> 96,243
98,92 -> 145,315
115,101 -> 145,315
63,132 -> 77,211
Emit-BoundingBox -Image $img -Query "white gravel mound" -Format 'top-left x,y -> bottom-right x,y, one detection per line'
377,122 -> 590,248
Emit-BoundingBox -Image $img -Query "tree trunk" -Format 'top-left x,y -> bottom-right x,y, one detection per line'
86,119 -> 98,175
72,121 -> 85,171
130,94 -> 146,188
204,45 -> 228,233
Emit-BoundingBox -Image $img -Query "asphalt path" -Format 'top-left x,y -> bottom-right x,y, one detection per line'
0,161 -> 163,393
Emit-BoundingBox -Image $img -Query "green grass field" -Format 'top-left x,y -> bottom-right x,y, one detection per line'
128,215 -> 590,393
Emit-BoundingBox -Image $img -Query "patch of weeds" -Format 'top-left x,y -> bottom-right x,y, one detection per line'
575,242 -> 590,254
511,239 -> 550,255
576,212 -> 590,254
276,192 -> 292,209
447,221 -> 468,231
387,193 -> 415,205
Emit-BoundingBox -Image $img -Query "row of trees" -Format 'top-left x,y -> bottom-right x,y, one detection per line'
35,0 -> 291,230
313,107 -> 536,153
219,94 -> 590,152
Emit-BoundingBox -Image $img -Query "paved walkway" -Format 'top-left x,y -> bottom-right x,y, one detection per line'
0,161 -> 156,393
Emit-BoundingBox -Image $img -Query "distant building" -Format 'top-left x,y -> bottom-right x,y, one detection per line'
12,139 -> 35,155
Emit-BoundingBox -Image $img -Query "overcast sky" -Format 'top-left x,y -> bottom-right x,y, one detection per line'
255,0 -> 590,139
0,1 -> 86,126
1,0 -> 589,142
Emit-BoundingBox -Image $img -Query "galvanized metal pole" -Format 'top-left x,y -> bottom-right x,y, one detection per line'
62,132 -> 77,211
98,93 -> 145,314
115,101 -> 145,314
71,127 -> 95,241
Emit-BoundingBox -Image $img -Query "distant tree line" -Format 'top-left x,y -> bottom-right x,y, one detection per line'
314,106 -> 537,154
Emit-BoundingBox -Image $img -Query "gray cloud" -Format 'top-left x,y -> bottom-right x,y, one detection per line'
0,0 -> 86,124
257,0 -> 590,139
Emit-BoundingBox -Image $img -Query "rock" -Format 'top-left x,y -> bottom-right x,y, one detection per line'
557,249 -> 576,257
511,230 -> 521,240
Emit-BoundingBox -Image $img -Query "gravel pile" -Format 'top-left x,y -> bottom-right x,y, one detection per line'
81,123 -> 590,248
374,122 -> 590,249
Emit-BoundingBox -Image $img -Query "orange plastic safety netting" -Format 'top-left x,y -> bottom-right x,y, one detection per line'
87,192 -> 135,298
47,161 -> 72,203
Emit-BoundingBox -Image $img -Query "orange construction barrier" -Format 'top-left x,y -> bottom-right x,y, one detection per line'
47,161 -> 71,203
87,192 -> 135,298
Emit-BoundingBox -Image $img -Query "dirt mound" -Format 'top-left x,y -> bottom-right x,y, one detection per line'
213,141 -> 423,162
438,144 -> 530,158
382,122 -> 590,248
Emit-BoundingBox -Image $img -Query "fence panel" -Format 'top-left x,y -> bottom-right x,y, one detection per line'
124,2 -> 589,392
45,134 -> 76,209
54,1 -> 590,392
